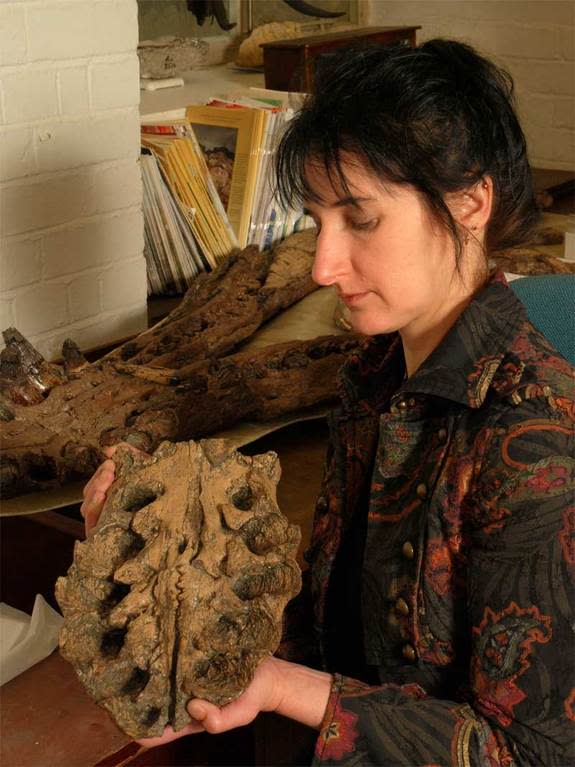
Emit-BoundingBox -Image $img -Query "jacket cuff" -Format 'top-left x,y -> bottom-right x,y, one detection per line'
314,674 -> 356,763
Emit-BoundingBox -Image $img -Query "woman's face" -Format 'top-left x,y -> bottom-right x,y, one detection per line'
304,159 -> 459,338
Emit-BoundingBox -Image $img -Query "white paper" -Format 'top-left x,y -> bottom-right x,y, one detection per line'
0,595 -> 63,686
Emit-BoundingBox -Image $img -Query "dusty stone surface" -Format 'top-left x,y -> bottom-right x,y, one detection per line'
55,440 -> 301,739
138,37 -> 209,79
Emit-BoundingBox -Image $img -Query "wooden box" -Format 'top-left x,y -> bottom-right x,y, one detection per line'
261,26 -> 420,93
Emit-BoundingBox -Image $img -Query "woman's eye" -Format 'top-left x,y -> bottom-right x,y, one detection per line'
350,218 -> 379,232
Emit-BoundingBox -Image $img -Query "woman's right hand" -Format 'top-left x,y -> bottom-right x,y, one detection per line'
80,444 -> 148,535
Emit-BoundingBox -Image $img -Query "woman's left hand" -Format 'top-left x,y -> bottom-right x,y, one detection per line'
136,654 -> 333,748
136,655 -> 286,747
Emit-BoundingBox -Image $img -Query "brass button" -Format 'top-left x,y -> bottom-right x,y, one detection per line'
395,597 -> 409,616
438,427 -> 447,442
402,541 -> 415,560
416,482 -> 427,499
397,399 -> 408,410
402,644 -> 416,662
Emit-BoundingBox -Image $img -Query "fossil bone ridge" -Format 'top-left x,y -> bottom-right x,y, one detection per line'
55,439 -> 301,738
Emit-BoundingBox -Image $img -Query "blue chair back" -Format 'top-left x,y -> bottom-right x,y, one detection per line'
510,274 -> 575,365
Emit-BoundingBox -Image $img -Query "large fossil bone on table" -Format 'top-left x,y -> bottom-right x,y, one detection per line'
0,230 -> 362,499
55,440 -> 301,739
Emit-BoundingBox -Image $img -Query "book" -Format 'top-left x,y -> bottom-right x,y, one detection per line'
141,121 -> 239,269
139,92 -> 314,297
141,150 -> 207,295
199,97 -> 312,251
186,104 -> 267,248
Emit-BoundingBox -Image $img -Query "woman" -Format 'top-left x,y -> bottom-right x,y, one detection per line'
83,40 -> 574,765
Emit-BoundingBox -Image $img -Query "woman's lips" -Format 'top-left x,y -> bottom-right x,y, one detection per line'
339,291 -> 369,307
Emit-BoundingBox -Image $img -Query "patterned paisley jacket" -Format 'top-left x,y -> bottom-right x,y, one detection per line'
284,273 -> 574,766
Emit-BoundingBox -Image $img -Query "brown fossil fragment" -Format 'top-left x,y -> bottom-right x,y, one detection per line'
55,440 -> 301,739
1,228 -> 364,500
490,248 -> 575,275
0,332 -> 360,498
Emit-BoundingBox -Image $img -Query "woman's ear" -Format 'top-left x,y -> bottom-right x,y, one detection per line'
451,177 -> 493,232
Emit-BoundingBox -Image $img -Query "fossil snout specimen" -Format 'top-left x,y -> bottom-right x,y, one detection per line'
55,440 -> 301,738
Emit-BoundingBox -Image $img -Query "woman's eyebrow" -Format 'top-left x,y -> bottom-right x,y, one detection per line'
303,196 -> 376,215
333,196 -> 376,208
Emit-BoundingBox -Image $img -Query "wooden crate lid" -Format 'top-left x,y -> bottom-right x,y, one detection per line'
260,26 -> 421,51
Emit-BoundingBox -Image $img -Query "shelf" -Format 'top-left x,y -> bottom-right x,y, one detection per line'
140,63 -> 266,118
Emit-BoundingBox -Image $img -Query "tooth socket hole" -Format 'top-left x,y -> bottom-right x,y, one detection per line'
122,483 -> 164,513
101,627 -> 127,658
100,582 -> 131,616
123,531 -> 145,559
142,707 -> 161,727
125,410 -> 140,427
26,454 -> 57,483
232,573 -> 258,601
122,668 -> 150,698
120,342 -> 138,361
231,485 -> 254,511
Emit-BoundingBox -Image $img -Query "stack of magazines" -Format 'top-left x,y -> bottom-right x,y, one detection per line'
141,90 -> 314,296
142,150 -> 203,295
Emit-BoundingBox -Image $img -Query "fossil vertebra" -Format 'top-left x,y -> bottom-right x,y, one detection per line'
55,440 -> 301,738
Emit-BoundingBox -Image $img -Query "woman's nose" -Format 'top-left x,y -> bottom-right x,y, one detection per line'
311,229 -> 348,287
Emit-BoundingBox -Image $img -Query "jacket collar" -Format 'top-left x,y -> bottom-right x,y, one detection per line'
339,271 -> 528,412
402,271 -> 526,408
337,333 -> 404,416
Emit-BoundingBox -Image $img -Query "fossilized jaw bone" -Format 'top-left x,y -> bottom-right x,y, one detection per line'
55,440 -> 301,739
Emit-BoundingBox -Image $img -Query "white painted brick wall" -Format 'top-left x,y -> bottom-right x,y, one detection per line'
0,4 -> 27,67
0,127 -> 36,181
0,298 -> 16,331
42,209 -> 144,277
91,57 -> 140,110
26,0 -> 138,61
101,256 -> 148,312
369,0 -> 575,170
1,161 -> 142,236
35,112 -> 140,174
0,237 -> 42,290
59,67 -> 90,115
68,272 -> 102,323
0,0 -> 146,362
2,68 -> 60,124
13,282 -> 69,337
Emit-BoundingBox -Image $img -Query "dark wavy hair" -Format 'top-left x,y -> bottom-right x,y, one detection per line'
275,39 -> 540,258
